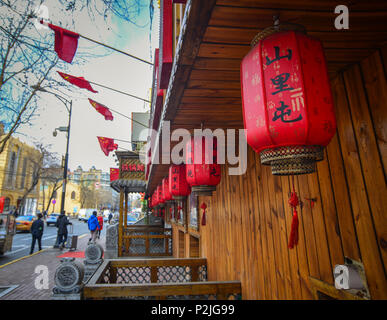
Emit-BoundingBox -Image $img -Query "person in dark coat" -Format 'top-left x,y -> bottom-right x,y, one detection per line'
30,213 -> 44,254
55,211 -> 72,249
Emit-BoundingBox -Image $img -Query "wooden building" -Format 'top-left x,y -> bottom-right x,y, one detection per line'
144,0 -> 387,300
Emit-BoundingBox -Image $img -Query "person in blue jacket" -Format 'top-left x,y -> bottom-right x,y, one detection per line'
87,211 -> 100,243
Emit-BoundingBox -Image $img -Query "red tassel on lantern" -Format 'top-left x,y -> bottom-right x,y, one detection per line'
200,202 -> 207,226
288,180 -> 300,249
177,205 -> 182,220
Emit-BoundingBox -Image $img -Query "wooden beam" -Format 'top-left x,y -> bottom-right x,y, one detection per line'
124,192 -> 128,229
110,257 -> 207,268
118,190 -> 124,257
83,280 -> 241,299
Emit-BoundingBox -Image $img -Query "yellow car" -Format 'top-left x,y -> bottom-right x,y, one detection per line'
15,215 -> 36,232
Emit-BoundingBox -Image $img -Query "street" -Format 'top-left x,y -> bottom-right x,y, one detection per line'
0,218 -> 105,267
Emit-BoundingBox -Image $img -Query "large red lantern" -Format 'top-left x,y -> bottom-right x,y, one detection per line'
240,29 -> 336,175
185,136 -> 221,195
169,165 -> 191,200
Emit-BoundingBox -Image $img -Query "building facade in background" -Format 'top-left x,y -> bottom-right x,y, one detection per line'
0,123 -> 42,215
39,165 -> 119,215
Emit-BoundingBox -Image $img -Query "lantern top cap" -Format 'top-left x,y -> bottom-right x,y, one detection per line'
251,21 -> 306,47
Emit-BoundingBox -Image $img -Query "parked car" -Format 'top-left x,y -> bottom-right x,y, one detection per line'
46,213 -> 60,226
127,215 -> 137,225
78,208 -> 97,222
15,215 -> 36,232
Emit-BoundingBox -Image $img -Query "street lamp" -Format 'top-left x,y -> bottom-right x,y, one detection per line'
32,85 -> 72,215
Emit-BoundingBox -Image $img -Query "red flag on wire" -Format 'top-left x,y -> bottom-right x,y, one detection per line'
97,137 -> 118,156
46,23 -> 79,63
57,71 -> 98,93
88,99 -> 113,121
110,168 -> 119,181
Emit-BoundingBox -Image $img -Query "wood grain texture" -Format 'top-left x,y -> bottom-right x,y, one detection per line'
185,54 -> 387,299
149,0 -> 387,300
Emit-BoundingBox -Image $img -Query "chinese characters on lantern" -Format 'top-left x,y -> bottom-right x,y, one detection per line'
264,46 -> 303,124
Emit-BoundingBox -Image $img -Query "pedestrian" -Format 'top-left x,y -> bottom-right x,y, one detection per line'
43,210 -> 48,220
87,211 -> 99,243
12,207 -> 19,218
30,213 -> 44,254
97,212 -> 103,239
55,211 -> 72,249
108,211 -> 113,224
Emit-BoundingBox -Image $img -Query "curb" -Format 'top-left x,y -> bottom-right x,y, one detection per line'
0,248 -> 49,270
0,233 -> 89,270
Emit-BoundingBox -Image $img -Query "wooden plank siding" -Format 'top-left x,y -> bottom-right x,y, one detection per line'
154,0 -> 387,300
171,51 -> 387,299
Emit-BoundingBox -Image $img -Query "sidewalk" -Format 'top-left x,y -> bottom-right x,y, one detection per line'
0,232 -> 106,300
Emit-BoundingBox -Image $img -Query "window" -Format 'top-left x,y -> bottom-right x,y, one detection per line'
71,191 -> 76,200
7,152 -> 16,185
20,158 -> 27,189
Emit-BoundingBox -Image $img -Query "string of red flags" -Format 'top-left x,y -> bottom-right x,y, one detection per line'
97,136 -> 118,156
58,71 -> 98,93
47,23 -> 79,63
88,99 -> 113,121
41,20 -> 152,66
57,71 -> 150,103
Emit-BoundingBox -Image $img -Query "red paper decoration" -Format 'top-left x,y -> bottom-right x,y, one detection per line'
162,177 -> 173,202
186,136 -> 221,195
240,30 -> 336,175
157,184 -> 165,207
169,165 -> 191,200
153,189 -> 159,207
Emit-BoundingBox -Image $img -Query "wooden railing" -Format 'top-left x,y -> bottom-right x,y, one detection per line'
121,225 -> 172,257
83,258 -> 242,300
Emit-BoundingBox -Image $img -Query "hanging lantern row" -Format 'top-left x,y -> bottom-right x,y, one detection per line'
240,25 -> 336,175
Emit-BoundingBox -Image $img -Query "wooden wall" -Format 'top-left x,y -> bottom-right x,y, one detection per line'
178,49 -> 387,300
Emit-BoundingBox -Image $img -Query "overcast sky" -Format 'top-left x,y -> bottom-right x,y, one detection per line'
15,0 -> 159,173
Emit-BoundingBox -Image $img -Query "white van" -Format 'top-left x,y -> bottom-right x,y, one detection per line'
78,208 -> 97,222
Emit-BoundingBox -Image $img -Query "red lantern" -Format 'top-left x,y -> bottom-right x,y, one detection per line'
169,165 -> 191,200
186,136 -> 221,195
162,177 -> 174,203
153,189 -> 159,207
157,184 -> 165,207
240,29 -> 336,175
